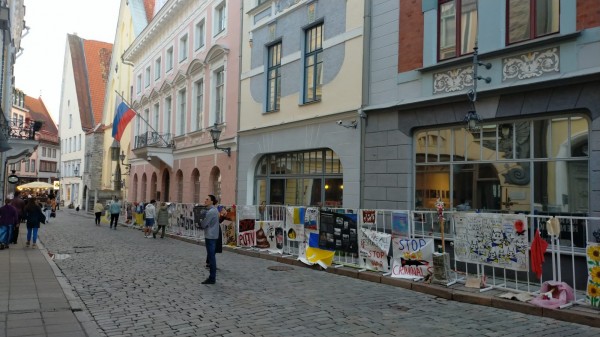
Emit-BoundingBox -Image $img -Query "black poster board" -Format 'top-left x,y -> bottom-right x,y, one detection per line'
319,211 -> 358,254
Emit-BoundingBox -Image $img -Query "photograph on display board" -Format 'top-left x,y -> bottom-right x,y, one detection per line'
453,213 -> 529,271
255,221 -> 284,253
220,220 -> 236,246
304,207 -> 319,230
359,228 -> 391,271
391,238 -> 434,279
319,211 -> 358,254
361,209 -> 376,226
391,211 -> 410,237
285,207 -> 306,242
237,219 -> 256,247
587,243 -> 600,308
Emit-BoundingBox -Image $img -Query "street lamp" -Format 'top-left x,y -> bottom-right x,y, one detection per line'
209,123 -> 231,157
119,151 -> 131,175
73,166 -> 79,177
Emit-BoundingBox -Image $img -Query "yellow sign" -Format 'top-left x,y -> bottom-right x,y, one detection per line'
53,181 -> 60,190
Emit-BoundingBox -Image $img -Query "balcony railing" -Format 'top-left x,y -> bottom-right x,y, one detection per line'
8,119 -> 42,140
134,131 -> 174,149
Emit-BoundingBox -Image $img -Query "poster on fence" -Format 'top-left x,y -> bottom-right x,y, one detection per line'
238,205 -> 257,220
285,207 -> 305,242
304,207 -> 319,230
391,211 -> 410,237
453,213 -> 529,271
391,238 -> 434,279
359,228 -> 391,271
587,243 -> 600,308
361,210 -> 377,226
319,211 -> 358,254
237,219 -> 256,247
254,221 -> 284,253
221,220 -> 236,246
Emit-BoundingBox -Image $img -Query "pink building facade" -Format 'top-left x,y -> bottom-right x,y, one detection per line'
123,0 -> 239,205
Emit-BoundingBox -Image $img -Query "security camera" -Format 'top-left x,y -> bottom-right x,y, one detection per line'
336,120 -> 343,125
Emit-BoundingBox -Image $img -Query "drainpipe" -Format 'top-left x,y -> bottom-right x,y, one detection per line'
235,1 -> 244,206
359,0 -> 373,209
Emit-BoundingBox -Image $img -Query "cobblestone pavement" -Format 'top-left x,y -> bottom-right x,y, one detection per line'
38,211 -> 600,337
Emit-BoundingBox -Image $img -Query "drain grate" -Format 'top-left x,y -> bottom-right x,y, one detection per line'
267,266 -> 294,272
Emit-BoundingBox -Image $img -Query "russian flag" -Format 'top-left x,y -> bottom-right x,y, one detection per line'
112,102 -> 136,141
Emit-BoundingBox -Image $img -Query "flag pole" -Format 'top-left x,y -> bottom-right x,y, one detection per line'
114,90 -> 173,148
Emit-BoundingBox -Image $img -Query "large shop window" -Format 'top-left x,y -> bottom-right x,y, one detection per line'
415,116 -> 589,215
255,149 -> 343,207
507,0 -> 559,45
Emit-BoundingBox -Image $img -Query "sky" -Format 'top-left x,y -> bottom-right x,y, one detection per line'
14,0 -> 121,124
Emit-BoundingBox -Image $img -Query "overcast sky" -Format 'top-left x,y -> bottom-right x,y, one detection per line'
14,0 -> 121,124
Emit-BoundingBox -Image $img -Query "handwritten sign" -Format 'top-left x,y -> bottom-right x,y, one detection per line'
453,213 -> 528,271
391,238 -> 433,279
361,210 -> 376,226
237,219 -> 256,247
359,228 -> 391,271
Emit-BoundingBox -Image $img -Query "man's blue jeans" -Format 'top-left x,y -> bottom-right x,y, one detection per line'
0,225 -> 8,244
205,238 -> 217,282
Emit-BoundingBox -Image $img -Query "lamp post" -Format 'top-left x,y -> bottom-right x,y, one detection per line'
209,123 -> 231,156
119,151 -> 131,175
463,44 -> 491,132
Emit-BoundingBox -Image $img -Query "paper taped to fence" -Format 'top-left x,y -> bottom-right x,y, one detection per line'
453,213 -> 529,271
285,207 -> 305,242
586,243 -> 600,308
255,221 -> 284,253
221,220 -> 236,246
359,228 -> 391,271
391,238 -> 434,279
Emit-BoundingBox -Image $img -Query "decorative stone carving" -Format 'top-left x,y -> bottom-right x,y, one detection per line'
433,66 -> 474,94
502,47 -> 559,81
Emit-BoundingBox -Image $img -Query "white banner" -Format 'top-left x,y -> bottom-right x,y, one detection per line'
285,207 -> 305,242
391,238 -> 434,279
453,213 -> 529,271
359,228 -> 391,271
255,221 -> 284,254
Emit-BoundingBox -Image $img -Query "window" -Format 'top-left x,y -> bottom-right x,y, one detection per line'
195,20 -> 205,50
29,160 -> 34,172
193,79 -> 204,131
267,42 -> 281,112
192,169 -> 201,204
166,47 -> 174,71
69,114 -> 72,129
78,135 -> 81,151
25,160 -> 29,172
153,103 -> 160,132
507,0 -> 559,44
438,0 -> 478,60
414,115 -> 588,221
42,147 -> 47,157
155,57 -> 161,80
177,88 -> 186,135
52,149 -> 56,158
164,96 -> 172,134
179,34 -> 188,62
304,24 -> 323,103
145,66 -> 151,87
214,67 -> 225,124
144,109 -> 150,134
214,2 -> 227,35
136,74 -> 142,93
254,149 -> 343,206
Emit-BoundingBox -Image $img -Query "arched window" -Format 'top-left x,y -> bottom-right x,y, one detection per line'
192,169 -> 200,204
176,170 -> 184,203
210,167 -> 221,202
141,174 -> 147,202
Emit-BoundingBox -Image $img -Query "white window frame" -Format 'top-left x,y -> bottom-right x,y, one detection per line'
194,19 -> 206,50
177,88 -> 187,136
155,57 -> 161,80
179,34 -> 188,62
193,78 -> 204,131
214,1 -> 227,36
164,96 -> 172,135
153,102 -> 160,132
166,46 -> 174,72
145,66 -> 151,87
136,74 -> 142,93
212,66 -> 225,125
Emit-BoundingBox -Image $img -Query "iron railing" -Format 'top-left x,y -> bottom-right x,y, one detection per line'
134,131 -> 173,149
8,118 -> 42,140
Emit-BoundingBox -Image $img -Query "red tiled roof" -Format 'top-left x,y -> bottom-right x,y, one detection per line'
83,39 -> 113,128
24,95 -> 59,143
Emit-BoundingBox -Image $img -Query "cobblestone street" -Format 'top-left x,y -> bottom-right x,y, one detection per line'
37,210 -> 600,337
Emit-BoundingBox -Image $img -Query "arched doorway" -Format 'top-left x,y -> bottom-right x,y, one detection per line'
191,169 -> 200,204
176,170 -> 183,202
141,174 -> 147,202
132,174 -> 138,202
151,172 -> 158,201
162,169 -> 170,202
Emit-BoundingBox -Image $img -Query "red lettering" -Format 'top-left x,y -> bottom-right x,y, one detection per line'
238,231 -> 255,246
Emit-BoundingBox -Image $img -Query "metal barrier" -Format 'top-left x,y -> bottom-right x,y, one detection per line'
156,202 -> 598,309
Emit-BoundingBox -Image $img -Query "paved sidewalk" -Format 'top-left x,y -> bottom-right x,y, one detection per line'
0,221 -> 100,337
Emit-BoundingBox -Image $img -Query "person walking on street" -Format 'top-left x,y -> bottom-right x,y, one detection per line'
200,195 -> 219,284
24,198 -> 45,248
153,202 -> 169,239
144,200 -> 156,238
94,201 -> 104,226
109,196 -> 122,230
10,191 -> 25,245
43,199 -> 52,224
0,199 -> 18,250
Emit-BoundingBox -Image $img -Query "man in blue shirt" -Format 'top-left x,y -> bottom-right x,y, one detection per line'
109,196 -> 122,230
200,194 -> 220,284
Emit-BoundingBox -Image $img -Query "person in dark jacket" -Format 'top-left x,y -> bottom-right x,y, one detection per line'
10,191 -> 25,244
24,198 -> 45,248
153,202 -> 170,239
0,199 -> 18,249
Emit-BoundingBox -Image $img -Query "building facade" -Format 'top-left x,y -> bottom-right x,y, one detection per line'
123,0 -> 240,205
58,34 -> 112,209
363,0 -> 600,230
237,0 -> 365,208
